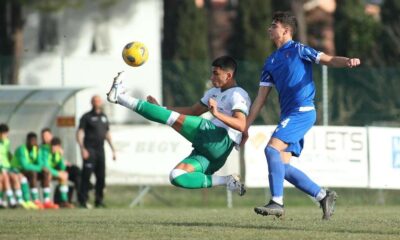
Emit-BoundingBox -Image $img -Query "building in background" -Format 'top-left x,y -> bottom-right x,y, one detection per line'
19,0 -> 163,124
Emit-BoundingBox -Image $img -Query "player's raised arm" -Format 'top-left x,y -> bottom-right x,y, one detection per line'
246,86 -> 272,129
208,98 -> 247,132
319,53 -> 361,68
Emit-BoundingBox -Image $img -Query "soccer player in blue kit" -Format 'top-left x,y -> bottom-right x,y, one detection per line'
242,11 -> 361,220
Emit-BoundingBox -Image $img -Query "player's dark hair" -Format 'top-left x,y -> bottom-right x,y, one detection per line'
41,127 -> 52,134
27,132 -> 37,141
51,137 -> 62,146
212,56 -> 237,77
272,11 -> 297,35
0,123 -> 9,133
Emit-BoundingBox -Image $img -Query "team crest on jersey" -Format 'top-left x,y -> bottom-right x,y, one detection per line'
101,116 -> 107,123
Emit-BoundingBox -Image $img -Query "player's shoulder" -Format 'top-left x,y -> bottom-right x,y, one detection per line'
229,86 -> 250,100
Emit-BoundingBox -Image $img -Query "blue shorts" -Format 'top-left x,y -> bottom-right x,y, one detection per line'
271,110 -> 316,157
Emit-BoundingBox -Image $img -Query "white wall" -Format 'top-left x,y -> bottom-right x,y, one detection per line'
20,0 -> 163,124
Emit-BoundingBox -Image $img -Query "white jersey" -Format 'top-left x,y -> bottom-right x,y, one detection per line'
200,86 -> 251,144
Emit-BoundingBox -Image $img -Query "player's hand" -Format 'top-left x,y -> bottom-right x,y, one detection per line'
112,150 -> 117,161
147,95 -> 160,105
347,58 -> 361,68
240,129 -> 249,147
208,98 -> 218,116
81,147 -> 90,160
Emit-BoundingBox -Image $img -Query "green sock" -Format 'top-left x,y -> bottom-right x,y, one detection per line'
21,178 -> 31,201
171,172 -> 212,189
136,100 -> 171,124
0,191 -> 3,203
136,100 -> 202,142
60,185 -> 69,202
31,188 -> 39,201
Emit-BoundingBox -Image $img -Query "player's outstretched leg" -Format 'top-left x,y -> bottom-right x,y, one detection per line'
107,72 -> 201,142
319,190 -> 337,220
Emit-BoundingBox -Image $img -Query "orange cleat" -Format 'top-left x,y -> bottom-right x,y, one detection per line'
33,200 -> 45,210
43,201 -> 59,209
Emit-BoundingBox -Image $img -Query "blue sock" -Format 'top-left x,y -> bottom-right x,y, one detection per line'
284,164 -> 321,197
265,146 -> 285,198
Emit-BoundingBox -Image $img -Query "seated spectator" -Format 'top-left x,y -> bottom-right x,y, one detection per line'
44,137 -> 74,208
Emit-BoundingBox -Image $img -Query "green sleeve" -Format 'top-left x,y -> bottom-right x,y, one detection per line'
17,148 -> 42,172
57,157 -> 67,171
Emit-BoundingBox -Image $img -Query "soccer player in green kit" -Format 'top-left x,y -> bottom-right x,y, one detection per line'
42,137 -> 74,208
1,124 -> 37,209
107,56 -> 250,194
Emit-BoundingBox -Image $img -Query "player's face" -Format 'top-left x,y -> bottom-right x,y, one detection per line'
92,95 -> 103,109
0,132 -> 8,140
28,137 -> 38,147
42,131 -> 52,144
51,144 -> 61,153
210,67 -> 232,89
268,21 -> 288,41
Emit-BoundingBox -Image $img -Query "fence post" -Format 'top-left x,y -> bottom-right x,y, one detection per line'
322,65 -> 328,126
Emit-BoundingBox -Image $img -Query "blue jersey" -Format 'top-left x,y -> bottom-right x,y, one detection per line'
260,40 -> 322,116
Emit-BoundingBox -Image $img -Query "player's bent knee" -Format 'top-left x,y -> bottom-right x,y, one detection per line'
169,168 -> 187,186
265,145 -> 280,157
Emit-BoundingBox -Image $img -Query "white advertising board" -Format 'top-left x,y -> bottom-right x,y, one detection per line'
105,125 -> 240,185
245,126 -> 369,188
368,127 -> 400,189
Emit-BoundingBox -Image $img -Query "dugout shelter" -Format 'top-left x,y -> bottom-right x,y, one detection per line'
0,86 -> 86,165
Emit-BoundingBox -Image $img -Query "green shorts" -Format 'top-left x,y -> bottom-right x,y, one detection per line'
183,119 -> 234,175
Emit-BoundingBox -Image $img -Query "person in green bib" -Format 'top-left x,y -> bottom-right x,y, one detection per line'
9,132 -> 41,210
42,137 -> 74,208
0,123 -> 18,208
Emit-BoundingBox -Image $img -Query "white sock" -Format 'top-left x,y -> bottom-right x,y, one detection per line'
117,94 -> 139,110
166,112 -> 180,126
211,175 -> 229,186
315,188 -> 327,201
272,196 -> 283,205
6,190 -> 16,205
43,187 -> 51,202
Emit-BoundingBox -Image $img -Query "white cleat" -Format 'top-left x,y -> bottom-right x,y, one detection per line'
107,71 -> 126,103
227,174 -> 246,196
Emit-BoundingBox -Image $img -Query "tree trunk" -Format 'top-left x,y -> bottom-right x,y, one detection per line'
10,2 -> 24,85
291,0 -> 307,43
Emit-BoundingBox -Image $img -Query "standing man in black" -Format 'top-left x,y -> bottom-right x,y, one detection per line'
76,95 -> 116,208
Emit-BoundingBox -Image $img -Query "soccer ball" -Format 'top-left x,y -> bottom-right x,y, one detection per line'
122,41 -> 149,67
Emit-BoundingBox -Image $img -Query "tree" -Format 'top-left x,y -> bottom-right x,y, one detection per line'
380,0 -> 400,66
162,0 -> 210,107
229,0 -> 280,124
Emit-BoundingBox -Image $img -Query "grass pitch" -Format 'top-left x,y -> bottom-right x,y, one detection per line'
1,206 -> 400,240
1,186 -> 400,240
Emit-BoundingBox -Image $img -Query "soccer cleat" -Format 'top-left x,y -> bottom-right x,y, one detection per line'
43,201 -> 59,209
33,200 -> 45,209
226,174 -> 246,196
320,190 -> 337,220
254,200 -> 285,217
107,71 -> 126,103
59,202 -> 75,209
79,202 -> 93,209
25,201 -> 39,210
